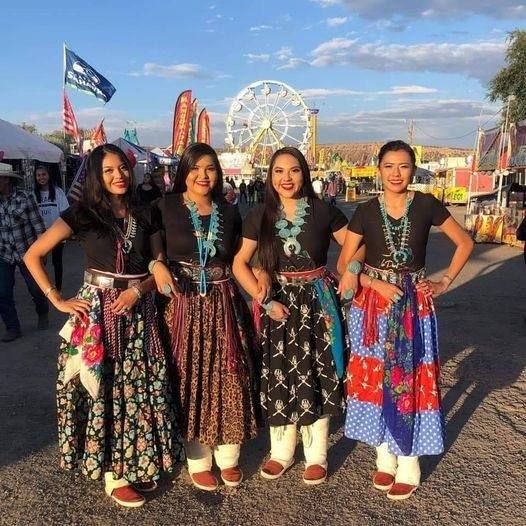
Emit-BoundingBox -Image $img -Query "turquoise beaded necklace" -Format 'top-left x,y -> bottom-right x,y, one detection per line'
379,193 -> 413,266
183,196 -> 221,296
275,197 -> 310,257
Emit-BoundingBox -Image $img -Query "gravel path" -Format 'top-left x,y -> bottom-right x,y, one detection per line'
0,202 -> 524,526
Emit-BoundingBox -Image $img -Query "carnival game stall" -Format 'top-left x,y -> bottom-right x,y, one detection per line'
464,184 -> 526,246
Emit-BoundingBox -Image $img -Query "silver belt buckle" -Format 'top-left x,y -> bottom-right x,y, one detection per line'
83,270 -> 92,284
97,276 -> 114,288
128,279 -> 141,287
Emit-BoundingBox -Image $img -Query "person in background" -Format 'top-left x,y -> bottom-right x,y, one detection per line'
247,180 -> 256,206
239,180 -> 248,204
0,163 -> 49,342
312,177 -> 324,200
34,165 -> 69,291
136,172 -> 162,205
327,177 -> 338,206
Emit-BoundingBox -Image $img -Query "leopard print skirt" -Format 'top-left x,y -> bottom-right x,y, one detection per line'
160,277 -> 259,447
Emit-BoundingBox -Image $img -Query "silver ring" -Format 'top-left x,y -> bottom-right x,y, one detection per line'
162,283 -> 173,296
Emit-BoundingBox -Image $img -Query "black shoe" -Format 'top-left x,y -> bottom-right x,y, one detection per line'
37,313 -> 49,330
1,330 -> 22,343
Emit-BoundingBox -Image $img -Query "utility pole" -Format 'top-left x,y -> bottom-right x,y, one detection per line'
407,120 -> 414,145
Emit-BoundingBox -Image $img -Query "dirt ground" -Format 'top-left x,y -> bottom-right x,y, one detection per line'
0,202 -> 525,526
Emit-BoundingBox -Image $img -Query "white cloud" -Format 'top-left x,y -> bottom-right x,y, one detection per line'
275,47 -> 294,60
326,16 -> 348,27
311,0 -> 526,20
245,53 -> 271,63
132,63 -> 212,79
300,85 -> 438,98
317,98 -> 499,145
312,0 -> 341,6
309,38 -> 506,82
249,25 -> 274,32
276,57 -> 310,70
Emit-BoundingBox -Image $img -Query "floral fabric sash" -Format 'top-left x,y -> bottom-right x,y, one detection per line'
60,287 -> 103,399
382,275 -> 425,455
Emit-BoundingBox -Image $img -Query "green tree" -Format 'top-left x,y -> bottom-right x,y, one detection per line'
20,122 -> 38,134
488,30 -> 526,124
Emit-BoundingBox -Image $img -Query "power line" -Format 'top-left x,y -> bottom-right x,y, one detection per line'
411,109 -> 502,142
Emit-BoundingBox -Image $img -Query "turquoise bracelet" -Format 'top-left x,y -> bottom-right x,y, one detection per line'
260,301 -> 273,313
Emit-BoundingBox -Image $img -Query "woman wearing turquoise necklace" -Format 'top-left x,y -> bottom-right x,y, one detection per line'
233,147 -> 351,485
149,143 -> 259,491
338,140 -> 473,500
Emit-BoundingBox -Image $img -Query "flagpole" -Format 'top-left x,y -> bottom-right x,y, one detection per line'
62,43 -> 67,190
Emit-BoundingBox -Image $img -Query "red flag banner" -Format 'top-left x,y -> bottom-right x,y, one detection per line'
63,91 -> 81,145
91,119 -> 107,146
197,108 -> 211,145
171,90 -> 193,155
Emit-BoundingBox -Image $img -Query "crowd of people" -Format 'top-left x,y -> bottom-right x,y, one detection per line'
1,139 -> 474,507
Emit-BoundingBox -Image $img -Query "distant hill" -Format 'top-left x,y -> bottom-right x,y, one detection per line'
318,143 -> 473,165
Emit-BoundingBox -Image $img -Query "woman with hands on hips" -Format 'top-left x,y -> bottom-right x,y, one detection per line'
337,140 -> 473,501
233,147 -> 350,486
23,144 -> 182,508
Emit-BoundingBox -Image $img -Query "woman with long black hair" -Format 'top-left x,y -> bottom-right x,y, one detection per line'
150,143 -> 259,491
233,146 -> 351,485
338,140 -> 473,500
24,144 -> 181,508
33,165 -> 69,290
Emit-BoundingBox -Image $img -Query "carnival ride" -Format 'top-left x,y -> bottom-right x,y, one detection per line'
225,80 -> 312,165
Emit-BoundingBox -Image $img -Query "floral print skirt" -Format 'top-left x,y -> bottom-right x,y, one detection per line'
56,284 -> 183,482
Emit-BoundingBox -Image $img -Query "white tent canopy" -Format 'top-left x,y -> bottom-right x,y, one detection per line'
0,118 -> 63,163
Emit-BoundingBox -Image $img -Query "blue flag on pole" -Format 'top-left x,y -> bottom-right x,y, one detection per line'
64,45 -> 116,103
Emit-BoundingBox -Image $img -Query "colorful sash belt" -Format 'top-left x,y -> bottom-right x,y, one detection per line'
275,267 -> 345,379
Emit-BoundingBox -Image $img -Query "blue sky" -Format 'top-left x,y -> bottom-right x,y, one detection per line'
2,0 -> 524,148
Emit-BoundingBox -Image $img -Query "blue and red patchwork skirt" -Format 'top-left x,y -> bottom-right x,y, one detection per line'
344,281 -> 445,457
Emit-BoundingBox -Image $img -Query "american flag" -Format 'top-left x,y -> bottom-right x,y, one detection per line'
63,91 -> 81,145
91,119 -> 107,146
66,155 -> 87,203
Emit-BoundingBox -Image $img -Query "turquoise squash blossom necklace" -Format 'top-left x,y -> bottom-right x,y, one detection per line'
379,193 -> 413,266
275,197 -> 309,257
183,196 -> 220,296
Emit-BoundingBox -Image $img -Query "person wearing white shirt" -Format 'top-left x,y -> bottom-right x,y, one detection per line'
34,166 -> 69,290
312,178 -> 324,200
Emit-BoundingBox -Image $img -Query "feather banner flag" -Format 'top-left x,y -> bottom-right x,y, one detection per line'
188,98 -> 198,145
63,91 -> 81,146
197,108 -> 211,145
171,90 -> 193,155
64,44 -> 116,103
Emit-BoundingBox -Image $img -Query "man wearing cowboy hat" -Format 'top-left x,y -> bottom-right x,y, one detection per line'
0,163 -> 49,342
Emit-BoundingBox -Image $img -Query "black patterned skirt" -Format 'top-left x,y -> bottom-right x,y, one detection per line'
255,268 -> 347,427
56,282 -> 184,483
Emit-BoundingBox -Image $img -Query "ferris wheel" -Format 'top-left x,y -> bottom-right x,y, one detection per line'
225,80 -> 312,164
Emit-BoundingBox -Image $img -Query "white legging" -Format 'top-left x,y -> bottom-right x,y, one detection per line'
376,442 -> 421,485
185,440 -> 240,474
269,416 -> 330,468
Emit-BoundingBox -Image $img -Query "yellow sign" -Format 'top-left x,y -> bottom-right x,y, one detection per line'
445,187 -> 467,204
411,145 -> 423,166
350,166 -> 377,178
